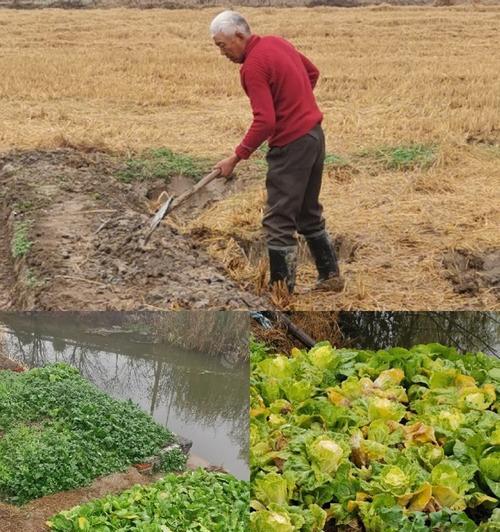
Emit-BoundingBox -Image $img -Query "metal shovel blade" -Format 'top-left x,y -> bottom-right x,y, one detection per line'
143,195 -> 174,244
142,168 -> 222,245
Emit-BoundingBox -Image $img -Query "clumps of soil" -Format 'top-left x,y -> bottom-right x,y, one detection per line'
443,248 -> 500,295
0,354 -> 25,372
0,149 -> 265,310
86,211 -> 263,309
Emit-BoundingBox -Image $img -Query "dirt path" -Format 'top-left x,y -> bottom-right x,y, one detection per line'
0,149 -> 265,310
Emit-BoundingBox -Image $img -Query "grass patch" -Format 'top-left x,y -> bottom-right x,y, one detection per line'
25,268 -> 40,289
48,469 -> 249,532
117,148 -> 208,183
12,200 -> 34,213
0,364 -> 179,504
253,142 -> 269,168
324,153 -> 351,167
357,144 -> 437,170
11,220 -> 32,259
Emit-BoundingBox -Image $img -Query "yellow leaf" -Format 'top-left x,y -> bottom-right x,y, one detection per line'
455,374 -> 476,389
433,486 -> 465,510
326,388 -> 349,406
404,422 -> 437,446
78,517 -> 89,530
408,482 -> 432,511
250,406 -> 267,417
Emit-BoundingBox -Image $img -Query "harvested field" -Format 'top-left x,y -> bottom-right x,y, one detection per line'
0,6 -> 499,309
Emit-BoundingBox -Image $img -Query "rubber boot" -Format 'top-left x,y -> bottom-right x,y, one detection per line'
306,231 -> 344,291
268,246 -> 297,294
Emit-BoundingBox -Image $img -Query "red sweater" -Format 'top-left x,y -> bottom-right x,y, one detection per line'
235,35 -> 323,160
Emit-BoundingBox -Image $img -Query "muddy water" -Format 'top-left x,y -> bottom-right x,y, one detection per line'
338,311 -> 500,357
0,314 -> 249,480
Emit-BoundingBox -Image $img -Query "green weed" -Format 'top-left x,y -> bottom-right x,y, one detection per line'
324,153 -> 351,167
357,144 -> 436,170
11,221 -> 33,258
12,200 -> 34,213
25,269 -> 39,289
117,148 -> 207,183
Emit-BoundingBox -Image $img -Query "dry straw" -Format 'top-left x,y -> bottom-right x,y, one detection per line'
1,6 -> 499,309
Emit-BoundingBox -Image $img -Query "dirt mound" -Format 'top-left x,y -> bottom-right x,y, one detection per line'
443,248 -> 500,295
0,149 -> 265,310
0,353 -> 24,371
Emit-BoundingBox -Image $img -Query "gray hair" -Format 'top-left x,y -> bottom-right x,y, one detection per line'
209,10 -> 251,37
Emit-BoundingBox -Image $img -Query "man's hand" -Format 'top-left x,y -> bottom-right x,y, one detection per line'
213,153 -> 241,178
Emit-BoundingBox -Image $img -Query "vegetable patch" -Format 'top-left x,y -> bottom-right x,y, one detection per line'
250,342 -> 500,531
0,363 -> 179,504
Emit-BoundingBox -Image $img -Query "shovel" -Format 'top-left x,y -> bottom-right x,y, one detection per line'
143,168 -> 222,244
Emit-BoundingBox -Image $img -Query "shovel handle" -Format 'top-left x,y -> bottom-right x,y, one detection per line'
169,168 -> 222,212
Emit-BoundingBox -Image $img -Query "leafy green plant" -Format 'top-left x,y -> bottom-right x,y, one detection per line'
47,469 -> 250,531
117,148 -> 207,183
158,446 -> 187,472
0,364 -> 181,504
250,341 -> 500,531
11,220 -> 33,258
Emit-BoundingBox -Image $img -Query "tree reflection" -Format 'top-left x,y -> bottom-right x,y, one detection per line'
0,313 -> 249,477
338,312 -> 499,356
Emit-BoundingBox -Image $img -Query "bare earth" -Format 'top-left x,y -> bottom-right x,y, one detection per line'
0,149 -> 265,310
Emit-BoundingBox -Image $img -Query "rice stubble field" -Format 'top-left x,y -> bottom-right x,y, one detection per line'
0,6 -> 499,310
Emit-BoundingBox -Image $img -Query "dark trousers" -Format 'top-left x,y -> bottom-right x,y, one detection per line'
263,123 -> 326,248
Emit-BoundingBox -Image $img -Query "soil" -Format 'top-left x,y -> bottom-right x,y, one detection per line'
443,249 -> 500,295
0,353 -> 24,371
0,149 -> 265,310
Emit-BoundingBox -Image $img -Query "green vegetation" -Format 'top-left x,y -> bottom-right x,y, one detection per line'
0,364 -> 178,504
250,341 -> 500,531
324,153 -> 350,167
24,268 -> 40,288
11,220 -> 32,258
357,144 -> 437,171
12,200 -> 34,213
48,469 -> 250,531
159,446 -> 187,472
117,148 -> 207,183
322,144 -> 436,174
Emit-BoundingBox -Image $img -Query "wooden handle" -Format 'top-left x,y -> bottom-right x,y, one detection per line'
169,168 -> 222,212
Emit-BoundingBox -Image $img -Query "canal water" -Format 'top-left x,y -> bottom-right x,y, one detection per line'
338,311 -> 500,357
0,313 -> 249,480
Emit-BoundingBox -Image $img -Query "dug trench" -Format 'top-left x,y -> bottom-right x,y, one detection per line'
0,149 -> 265,310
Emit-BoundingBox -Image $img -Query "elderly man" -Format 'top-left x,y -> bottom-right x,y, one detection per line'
210,10 -> 342,294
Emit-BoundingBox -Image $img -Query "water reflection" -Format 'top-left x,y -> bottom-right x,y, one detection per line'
0,313 -> 249,480
338,312 -> 499,357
